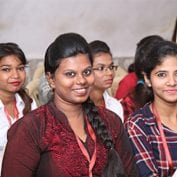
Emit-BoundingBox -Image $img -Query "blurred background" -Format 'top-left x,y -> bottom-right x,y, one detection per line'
0,0 -> 177,60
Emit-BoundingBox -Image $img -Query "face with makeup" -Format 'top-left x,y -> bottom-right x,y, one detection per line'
47,54 -> 95,105
144,55 -> 177,104
0,55 -> 26,95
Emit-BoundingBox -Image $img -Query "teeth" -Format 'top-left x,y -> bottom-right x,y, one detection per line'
74,88 -> 87,94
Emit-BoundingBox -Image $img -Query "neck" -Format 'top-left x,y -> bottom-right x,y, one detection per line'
152,101 -> 177,132
54,99 -> 83,119
90,88 -> 105,106
54,96 -> 87,141
0,91 -> 16,105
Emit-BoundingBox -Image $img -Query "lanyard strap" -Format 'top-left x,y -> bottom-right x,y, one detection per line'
4,99 -> 19,126
152,103 -> 174,173
75,117 -> 96,177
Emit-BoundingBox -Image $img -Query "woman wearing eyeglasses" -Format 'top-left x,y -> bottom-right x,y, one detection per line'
89,40 -> 124,121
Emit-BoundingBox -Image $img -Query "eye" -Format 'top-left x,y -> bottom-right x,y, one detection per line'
1,67 -> 11,72
83,68 -> 93,77
156,72 -> 167,78
112,65 -> 118,71
65,71 -> 76,78
108,65 -> 114,70
17,66 -> 25,71
93,66 -> 104,71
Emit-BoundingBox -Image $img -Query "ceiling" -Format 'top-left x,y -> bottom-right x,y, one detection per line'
0,0 -> 177,59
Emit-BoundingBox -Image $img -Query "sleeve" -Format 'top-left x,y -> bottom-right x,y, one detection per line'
115,78 -> 129,100
1,116 -> 41,177
114,119 -> 139,177
125,119 -> 159,177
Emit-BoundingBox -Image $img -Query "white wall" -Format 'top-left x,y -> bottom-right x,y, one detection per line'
0,0 -> 177,59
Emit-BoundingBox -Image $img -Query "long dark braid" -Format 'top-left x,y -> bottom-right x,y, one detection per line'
82,99 -> 125,177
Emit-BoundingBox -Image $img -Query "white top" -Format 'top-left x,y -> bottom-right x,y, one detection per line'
103,91 -> 124,122
172,169 -> 177,177
0,93 -> 37,174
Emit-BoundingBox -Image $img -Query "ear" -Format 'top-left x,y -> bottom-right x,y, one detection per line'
46,72 -> 55,89
143,72 -> 152,87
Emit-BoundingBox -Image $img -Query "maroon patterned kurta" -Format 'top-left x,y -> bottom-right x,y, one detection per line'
1,101 -> 138,177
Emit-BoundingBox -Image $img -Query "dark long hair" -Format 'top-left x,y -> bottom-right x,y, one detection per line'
143,40 -> 177,101
0,42 -> 32,114
44,33 -> 125,177
133,35 -> 164,108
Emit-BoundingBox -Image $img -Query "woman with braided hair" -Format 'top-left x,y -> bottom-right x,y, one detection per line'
1,33 -> 138,177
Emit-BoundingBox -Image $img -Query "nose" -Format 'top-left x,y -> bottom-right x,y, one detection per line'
76,74 -> 86,84
104,68 -> 113,75
11,69 -> 20,78
167,74 -> 177,86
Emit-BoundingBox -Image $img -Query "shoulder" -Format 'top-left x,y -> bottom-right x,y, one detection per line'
98,107 -> 124,136
125,103 -> 155,131
103,92 -> 123,113
10,104 -> 47,130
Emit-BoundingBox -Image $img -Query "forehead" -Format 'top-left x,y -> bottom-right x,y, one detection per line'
93,52 -> 112,65
59,54 -> 91,69
0,55 -> 22,66
153,55 -> 177,71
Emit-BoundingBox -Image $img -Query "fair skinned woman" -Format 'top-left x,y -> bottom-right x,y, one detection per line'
125,40 -> 177,177
0,43 -> 37,173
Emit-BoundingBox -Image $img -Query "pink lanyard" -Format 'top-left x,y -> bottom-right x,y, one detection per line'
4,99 -> 19,126
75,117 -> 96,177
152,103 -> 174,173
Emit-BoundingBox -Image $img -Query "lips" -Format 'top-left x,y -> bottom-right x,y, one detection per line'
73,88 -> 88,95
104,79 -> 113,84
164,89 -> 177,95
10,81 -> 21,86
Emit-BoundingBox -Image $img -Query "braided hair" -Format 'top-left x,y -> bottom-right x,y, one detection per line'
83,99 -> 125,177
44,33 -> 126,177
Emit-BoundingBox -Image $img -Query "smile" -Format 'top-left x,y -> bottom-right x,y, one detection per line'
73,88 -> 88,95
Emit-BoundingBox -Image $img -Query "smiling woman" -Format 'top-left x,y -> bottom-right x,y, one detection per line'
0,43 -> 37,174
125,40 -> 177,177
1,33 -> 138,177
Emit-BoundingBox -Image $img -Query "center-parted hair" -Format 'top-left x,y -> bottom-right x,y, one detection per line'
0,42 -> 32,114
143,40 -> 177,102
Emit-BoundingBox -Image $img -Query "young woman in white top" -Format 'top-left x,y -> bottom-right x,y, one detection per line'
89,40 -> 124,121
0,43 -> 37,172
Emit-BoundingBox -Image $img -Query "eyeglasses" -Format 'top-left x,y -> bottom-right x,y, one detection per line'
92,65 -> 118,72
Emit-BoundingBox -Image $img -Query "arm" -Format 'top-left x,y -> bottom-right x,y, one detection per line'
114,121 -> 139,177
125,120 -> 159,177
1,117 -> 41,177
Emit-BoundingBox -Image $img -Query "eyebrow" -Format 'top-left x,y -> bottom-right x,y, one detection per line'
94,62 -> 114,66
0,63 -> 24,67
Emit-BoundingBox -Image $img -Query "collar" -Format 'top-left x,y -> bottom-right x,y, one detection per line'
141,102 -> 157,126
0,93 -> 24,109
